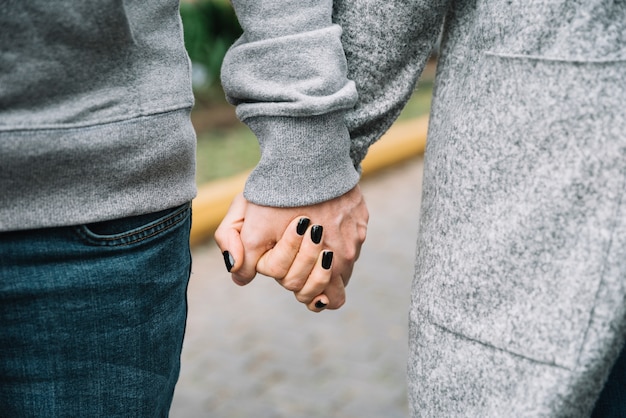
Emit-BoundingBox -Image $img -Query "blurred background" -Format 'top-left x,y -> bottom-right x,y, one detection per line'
172,1 -> 434,416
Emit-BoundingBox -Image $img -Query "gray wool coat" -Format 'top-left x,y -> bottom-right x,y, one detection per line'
348,1 -> 625,416
223,0 -> 626,416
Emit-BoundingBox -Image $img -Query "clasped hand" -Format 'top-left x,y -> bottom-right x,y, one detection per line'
214,185 -> 368,312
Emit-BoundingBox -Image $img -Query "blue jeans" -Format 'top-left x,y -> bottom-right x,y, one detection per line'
0,203 -> 192,417
592,343 -> 626,418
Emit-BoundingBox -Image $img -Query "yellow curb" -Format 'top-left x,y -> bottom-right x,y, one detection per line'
190,115 -> 429,246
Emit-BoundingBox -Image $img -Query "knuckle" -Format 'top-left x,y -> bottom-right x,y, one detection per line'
295,293 -> 310,304
241,234 -> 275,253
343,246 -> 359,263
261,264 -> 287,280
306,275 -> 327,289
213,228 -> 226,246
328,296 -> 346,310
302,252 -> 319,266
286,237 -> 301,253
282,278 -> 304,292
358,226 -> 368,242
241,234 -> 262,249
232,274 -> 253,286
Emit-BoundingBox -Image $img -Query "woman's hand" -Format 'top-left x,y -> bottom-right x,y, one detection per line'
214,185 -> 368,311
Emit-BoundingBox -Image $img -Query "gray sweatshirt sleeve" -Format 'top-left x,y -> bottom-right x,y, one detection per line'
221,0 -> 360,207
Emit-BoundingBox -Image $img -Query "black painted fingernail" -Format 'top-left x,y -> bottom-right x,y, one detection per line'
296,217 -> 310,236
311,225 -> 323,244
223,251 -> 235,272
315,300 -> 327,309
322,251 -> 333,270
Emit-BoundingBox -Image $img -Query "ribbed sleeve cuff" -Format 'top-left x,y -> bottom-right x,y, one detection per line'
243,111 -> 360,207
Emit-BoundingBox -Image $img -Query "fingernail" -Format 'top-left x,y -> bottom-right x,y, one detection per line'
296,217 -> 310,236
223,251 -> 235,272
321,251 -> 333,270
315,300 -> 327,309
311,225 -> 323,244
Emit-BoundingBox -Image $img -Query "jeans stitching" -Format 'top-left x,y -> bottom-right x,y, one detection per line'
75,203 -> 190,247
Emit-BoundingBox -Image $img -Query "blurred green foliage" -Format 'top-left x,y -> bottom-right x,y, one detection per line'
180,0 -> 242,97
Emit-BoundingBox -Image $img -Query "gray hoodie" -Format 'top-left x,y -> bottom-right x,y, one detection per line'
0,0 -> 197,231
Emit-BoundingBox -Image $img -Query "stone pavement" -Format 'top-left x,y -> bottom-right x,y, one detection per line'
171,156 -> 424,418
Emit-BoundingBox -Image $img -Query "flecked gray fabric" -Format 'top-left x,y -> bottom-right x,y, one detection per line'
345,1 -> 626,416
224,0 -> 626,416
411,1 -> 626,415
0,0 -> 196,231
221,0 -> 360,207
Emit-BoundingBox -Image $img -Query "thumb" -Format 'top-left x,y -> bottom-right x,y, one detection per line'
214,194 -> 249,284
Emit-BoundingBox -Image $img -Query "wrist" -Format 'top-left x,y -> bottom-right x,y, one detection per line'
243,112 -> 360,207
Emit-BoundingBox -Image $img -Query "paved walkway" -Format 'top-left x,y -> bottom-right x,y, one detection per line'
171,157 -> 424,418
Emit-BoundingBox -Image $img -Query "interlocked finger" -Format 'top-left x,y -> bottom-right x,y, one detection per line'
256,217 -> 310,280
278,224 -> 325,291
294,250 -> 334,306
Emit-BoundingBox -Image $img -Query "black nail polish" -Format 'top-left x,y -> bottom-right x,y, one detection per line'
311,225 -> 323,244
296,217 -> 310,236
315,300 -> 327,309
223,251 -> 234,272
322,251 -> 333,270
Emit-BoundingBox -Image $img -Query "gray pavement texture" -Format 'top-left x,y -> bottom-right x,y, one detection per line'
171,157 -> 424,418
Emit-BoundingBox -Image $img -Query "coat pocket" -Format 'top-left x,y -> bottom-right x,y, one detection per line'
414,53 -> 626,370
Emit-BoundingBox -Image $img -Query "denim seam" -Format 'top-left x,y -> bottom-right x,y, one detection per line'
75,204 -> 190,247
